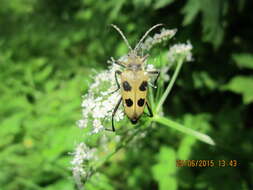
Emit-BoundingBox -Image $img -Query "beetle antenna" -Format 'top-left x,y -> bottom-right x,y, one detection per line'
111,24 -> 133,51
134,24 -> 163,51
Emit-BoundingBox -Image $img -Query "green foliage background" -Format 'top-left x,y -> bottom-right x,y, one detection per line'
0,0 -> 253,189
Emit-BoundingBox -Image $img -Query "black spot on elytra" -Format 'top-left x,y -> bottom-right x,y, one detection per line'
137,98 -> 145,107
139,81 -> 148,91
123,81 -> 131,91
125,98 -> 133,107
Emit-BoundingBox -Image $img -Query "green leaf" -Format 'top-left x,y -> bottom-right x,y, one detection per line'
44,180 -> 75,190
75,10 -> 93,21
34,65 -> 53,82
182,0 -> 226,48
108,0 -> 126,20
177,136 -> 196,160
178,114 -> 211,159
0,0 -> 35,15
193,71 -> 217,90
85,173 -> 114,190
133,0 -> 152,8
181,0 -> 201,26
232,53 -> 253,69
222,76 -> 253,104
153,0 -> 175,10
201,0 -> 226,48
152,147 -> 177,190
152,115 -> 215,146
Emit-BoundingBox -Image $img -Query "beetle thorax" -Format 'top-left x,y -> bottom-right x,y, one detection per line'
125,52 -> 144,71
127,63 -> 142,71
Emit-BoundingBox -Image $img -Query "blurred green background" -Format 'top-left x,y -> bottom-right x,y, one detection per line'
0,0 -> 253,189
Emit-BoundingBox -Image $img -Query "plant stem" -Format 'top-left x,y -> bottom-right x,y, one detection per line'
152,115 -> 215,146
155,57 -> 184,113
87,122 -> 151,183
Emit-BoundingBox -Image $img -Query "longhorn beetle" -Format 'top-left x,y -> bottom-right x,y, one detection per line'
109,24 -> 162,132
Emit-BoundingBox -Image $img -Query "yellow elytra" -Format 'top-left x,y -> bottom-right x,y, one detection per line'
120,54 -> 148,123
109,24 -> 161,131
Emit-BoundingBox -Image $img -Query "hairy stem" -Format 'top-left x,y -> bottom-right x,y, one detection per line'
152,115 -> 215,146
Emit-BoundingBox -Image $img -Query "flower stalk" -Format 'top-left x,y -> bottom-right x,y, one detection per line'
155,56 -> 184,113
151,115 -> 215,146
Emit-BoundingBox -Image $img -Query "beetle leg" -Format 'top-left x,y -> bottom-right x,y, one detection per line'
105,97 -> 122,132
114,60 -> 126,68
111,98 -> 122,132
109,70 -> 122,94
148,82 -> 157,89
109,57 -> 126,68
141,54 -> 149,62
146,101 -> 153,117
142,112 -> 150,117
148,71 -> 160,88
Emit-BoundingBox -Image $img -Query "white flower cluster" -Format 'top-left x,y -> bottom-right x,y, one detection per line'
71,143 -> 97,188
140,28 -> 177,52
168,42 -> 193,63
77,62 -> 124,134
146,63 -> 155,71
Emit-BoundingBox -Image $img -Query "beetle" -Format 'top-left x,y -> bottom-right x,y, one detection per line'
109,24 -> 162,132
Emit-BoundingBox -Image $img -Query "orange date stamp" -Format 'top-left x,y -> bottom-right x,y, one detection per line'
176,160 -> 239,168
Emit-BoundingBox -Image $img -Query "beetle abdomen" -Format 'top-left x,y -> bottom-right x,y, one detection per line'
121,70 -> 148,123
